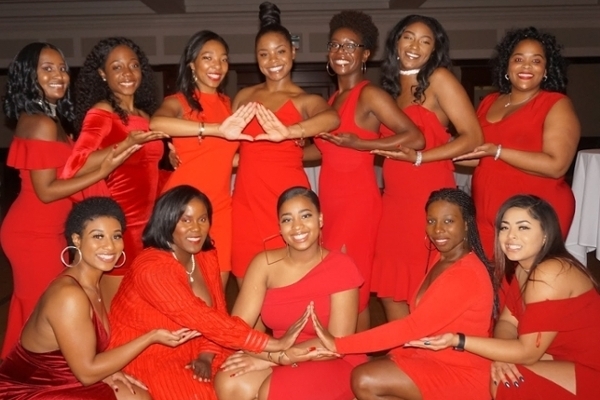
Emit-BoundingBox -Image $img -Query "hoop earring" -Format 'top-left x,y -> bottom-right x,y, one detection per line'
504,74 -> 509,81
60,246 -> 82,268
543,75 -> 548,81
326,63 -> 336,77
361,62 -> 367,74
423,235 -> 435,251
114,251 -> 126,268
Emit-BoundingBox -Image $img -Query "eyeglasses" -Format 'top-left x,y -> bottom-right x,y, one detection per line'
327,42 -> 365,53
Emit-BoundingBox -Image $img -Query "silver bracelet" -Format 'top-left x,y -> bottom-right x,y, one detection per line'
494,144 -> 502,161
414,151 -> 423,167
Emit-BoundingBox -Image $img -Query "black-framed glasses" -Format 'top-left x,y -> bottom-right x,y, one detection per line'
327,42 -> 365,53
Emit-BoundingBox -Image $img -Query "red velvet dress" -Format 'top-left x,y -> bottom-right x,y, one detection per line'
472,91 -> 575,258
0,277 -> 116,399
495,279 -> 600,399
161,92 -> 238,272
108,248 -> 269,400
231,100 -> 309,277
337,252 -> 493,400
371,105 -> 455,302
61,109 -> 163,274
0,137 -> 73,358
315,81 -> 382,312
261,251 -> 367,400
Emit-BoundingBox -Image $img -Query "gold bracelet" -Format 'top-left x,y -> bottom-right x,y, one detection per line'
267,351 -> 274,362
277,351 -> 285,365
295,123 -> 305,147
198,121 -> 205,144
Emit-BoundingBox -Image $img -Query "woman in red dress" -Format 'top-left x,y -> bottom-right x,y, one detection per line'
215,187 -> 366,400
0,197 -> 196,399
61,37 -> 168,308
409,195 -> 600,400
313,188 -> 498,400
230,2 -> 340,281
456,27 -> 579,258
108,185 -> 308,400
0,43 -> 131,358
314,11 -> 424,331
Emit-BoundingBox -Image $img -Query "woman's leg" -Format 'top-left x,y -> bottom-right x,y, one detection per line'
214,367 -> 272,400
351,358 -> 423,400
113,380 -> 152,400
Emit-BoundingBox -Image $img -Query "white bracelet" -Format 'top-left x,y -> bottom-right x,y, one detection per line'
414,151 -> 423,167
494,144 -> 502,161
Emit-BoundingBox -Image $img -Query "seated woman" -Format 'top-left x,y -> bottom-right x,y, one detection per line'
313,188 -> 497,400
408,195 -> 600,400
214,186 -> 366,400
0,197 -> 196,399
108,185 -> 308,400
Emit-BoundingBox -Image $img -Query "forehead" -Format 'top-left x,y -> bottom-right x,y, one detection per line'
199,40 -> 227,53
403,21 -> 434,37
331,27 -> 361,42
38,48 -> 64,64
106,44 -> 138,62
279,195 -> 315,212
183,197 -> 208,214
511,39 -> 545,55
503,207 -> 535,221
83,216 -> 122,231
427,200 -> 462,216
257,31 -> 290,47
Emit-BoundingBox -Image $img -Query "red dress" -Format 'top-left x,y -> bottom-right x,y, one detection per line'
0,277 -> 116,399
315,81 -> 382,311
161,92 -> 238,272
337,252 -> 493,400
472,91 -> 575,258
371,105 -> 455,301
495,279 -> 600,399
231,100 -> 309,277
61,109 -> 163,274
261,251 -> 367,400
108,248 -> 269,400
0,137 -> 73,358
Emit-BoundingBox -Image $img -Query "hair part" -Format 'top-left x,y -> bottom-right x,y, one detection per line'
328,10 -> 379,53
65,197 -> 126,246
277,186 -> 320,214
255,2 -> 293,47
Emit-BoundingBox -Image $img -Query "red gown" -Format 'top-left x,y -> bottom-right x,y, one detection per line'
315,80 -> 382,311
337,252 -> 493,400
0,276 -> 116,399
61,109 -> 163,274
231,100 -> 309,277
495,279 -> 600,399
108,248 -> 269,400
472,91 -> 575,258
261,251 -> 367,400
371,105 -> 455,301
0,137 -> 73,358
161,91 -> 238,272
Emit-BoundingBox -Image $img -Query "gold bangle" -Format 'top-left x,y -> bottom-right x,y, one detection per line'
267,351 -> 273,362
277,351 -> 285,365
295,123 -> 305,147
198,121 -> 205,144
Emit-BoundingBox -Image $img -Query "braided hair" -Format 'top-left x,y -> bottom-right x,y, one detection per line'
426,188 -> 499,319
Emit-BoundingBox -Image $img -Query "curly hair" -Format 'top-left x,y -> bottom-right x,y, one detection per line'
73,37 -> 158,135
381,15 -> 451,103
425,188 -> 499,319
65,197 -> 126,246
329,10 -> 379,53
491,27 -> 567,94
255,2 -> 292,47
176,30 -> 229,113
3,42 -> 74,124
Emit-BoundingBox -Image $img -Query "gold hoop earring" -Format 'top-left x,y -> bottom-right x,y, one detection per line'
60,246 -> 82,268
326,63 -> 336,77
114,251 -> 127,268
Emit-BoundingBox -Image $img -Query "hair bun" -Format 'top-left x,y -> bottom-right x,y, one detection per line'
259,2 -> 282,28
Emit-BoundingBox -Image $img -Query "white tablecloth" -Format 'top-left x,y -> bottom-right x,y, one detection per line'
565,149 -> 600,266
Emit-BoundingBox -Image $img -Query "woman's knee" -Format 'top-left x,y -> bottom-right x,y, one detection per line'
351,364 -> 377,395
214,370 -> 253,399
113,381 -> 152,400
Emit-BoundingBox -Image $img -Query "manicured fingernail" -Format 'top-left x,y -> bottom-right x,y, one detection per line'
514,381 -> 519,388
230,374 -> 236,378
113,144 -> 118,149
519,376 -> 525,382
307,347 -> 316,351
504,382 -> 510,388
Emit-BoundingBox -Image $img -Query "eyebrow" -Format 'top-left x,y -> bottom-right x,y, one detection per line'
512,52 -> 545,58
403,30 -> 432,39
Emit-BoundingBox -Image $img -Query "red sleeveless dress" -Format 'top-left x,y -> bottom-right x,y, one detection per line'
161,91 -> 238,272
315,80 -> 381,311
231,100 -> 309,277
472,91 -> 575,258
61,109 -> 163,275
371,105 -> 455,302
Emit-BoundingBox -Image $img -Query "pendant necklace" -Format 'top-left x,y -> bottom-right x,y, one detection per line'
504,90 -> 539,108
172,252 -> 196,283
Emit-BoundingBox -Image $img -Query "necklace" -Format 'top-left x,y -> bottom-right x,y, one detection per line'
399,68 -> 420,76
519,265 -> 531,273
172,252 -> 196,283
504,91 -> 539,108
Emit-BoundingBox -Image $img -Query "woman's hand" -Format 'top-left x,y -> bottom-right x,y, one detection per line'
452,143 -> 499,161
272,303 -> 311,350
167,142 -> 181,170
125,130 -> 169,147
103,371 -> 148,395
185,353 -> 214,382
254,104 -> 292,142
491,361 -> 524,390
98,145 -> 141,176
317,132 -> 359,149
220,351 -> 273,377
218,102 -> 256,141
152,328 -> 201,347
371,145 -> 417,162
310,308 -> 338,353
405,333 -> 456,351
281,345 -> 339,365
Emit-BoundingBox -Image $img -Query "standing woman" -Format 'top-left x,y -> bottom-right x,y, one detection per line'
0,43 -> 130,357
62,37 -> 167,307
230,2 -> 339,281
369,15 -> 484,321
315,10 -> 424,331
456,27 -> 579,258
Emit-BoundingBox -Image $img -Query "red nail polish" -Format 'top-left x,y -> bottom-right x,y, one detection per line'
115,388 -> 119,392
113,144 -> 118,150
307,346 -> 316,351
230,374 -> 235,378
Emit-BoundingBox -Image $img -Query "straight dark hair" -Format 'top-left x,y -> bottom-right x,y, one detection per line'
277,186 -> 320,214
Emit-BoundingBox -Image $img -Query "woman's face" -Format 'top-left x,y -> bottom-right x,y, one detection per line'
189,40 -> 229,94
426,200 -> 467,254
72,216 -> 124,272
37,48 -> 69,104
498,207 -> 546,269
328,27 -> 369,77
99,44 -> 142,99
396,21 -> 435,71
171,198 -> 210,257
278,195 -> 322,251
507,39 -> 547,92
256,32 -> 295,82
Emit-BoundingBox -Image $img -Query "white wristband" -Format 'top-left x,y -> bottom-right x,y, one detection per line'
414,151 -> 423,167
494,144 -> 502,161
